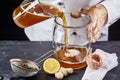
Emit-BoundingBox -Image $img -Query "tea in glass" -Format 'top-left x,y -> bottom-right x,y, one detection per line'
53,16 -> 91,70
13,0 -> 63,28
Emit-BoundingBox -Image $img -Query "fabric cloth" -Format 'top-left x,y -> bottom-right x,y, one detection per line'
82,49 -> 118,80
24,0 -> 120,41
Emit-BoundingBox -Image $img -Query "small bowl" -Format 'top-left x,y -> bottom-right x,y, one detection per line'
10,58 -> 40,77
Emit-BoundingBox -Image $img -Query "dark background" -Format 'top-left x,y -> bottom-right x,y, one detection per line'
0,0 -> 120,41
0,0 -> 29,40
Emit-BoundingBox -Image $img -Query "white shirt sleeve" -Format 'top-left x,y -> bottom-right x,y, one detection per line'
100,0 -> 120,27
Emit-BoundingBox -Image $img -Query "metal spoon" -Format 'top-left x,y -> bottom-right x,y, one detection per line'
10,50 -> 54,77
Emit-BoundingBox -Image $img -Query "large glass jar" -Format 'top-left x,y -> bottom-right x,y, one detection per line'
53,15 -> 91,70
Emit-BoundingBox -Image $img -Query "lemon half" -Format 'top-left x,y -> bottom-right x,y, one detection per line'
43,58 -> 60,74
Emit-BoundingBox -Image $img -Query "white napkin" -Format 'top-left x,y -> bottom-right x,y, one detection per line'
82,49 -> 118,80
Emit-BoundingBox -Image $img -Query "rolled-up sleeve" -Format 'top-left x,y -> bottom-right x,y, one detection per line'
101,0 -> 120,27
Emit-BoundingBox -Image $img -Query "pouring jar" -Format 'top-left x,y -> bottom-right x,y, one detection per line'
12,0 -> 64,28
52,14 -> 91,70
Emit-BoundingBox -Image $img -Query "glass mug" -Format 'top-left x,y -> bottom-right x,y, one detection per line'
12,0 -> 64,28
53,15 -> 91,70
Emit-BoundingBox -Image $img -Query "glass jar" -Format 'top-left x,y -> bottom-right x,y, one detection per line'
53,15 -> 91,70
12,0 -> 64,28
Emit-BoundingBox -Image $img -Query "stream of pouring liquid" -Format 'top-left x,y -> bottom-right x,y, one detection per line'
58,12 -> 69,51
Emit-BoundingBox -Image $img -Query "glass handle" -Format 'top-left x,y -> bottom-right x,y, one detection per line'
52,23 -> 57,48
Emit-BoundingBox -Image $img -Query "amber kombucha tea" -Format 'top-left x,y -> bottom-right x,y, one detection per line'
54,47 -> 87,70
13,3 -> 61,28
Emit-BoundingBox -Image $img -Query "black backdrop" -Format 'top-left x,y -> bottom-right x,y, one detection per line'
0,0 -> 120,41
0,0 -> 29,40
109,19 -> 120,40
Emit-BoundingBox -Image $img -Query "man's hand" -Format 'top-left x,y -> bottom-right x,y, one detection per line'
81,4 -> 108,43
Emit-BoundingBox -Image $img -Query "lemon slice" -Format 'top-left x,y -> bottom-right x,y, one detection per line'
43,58 -> 60,74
